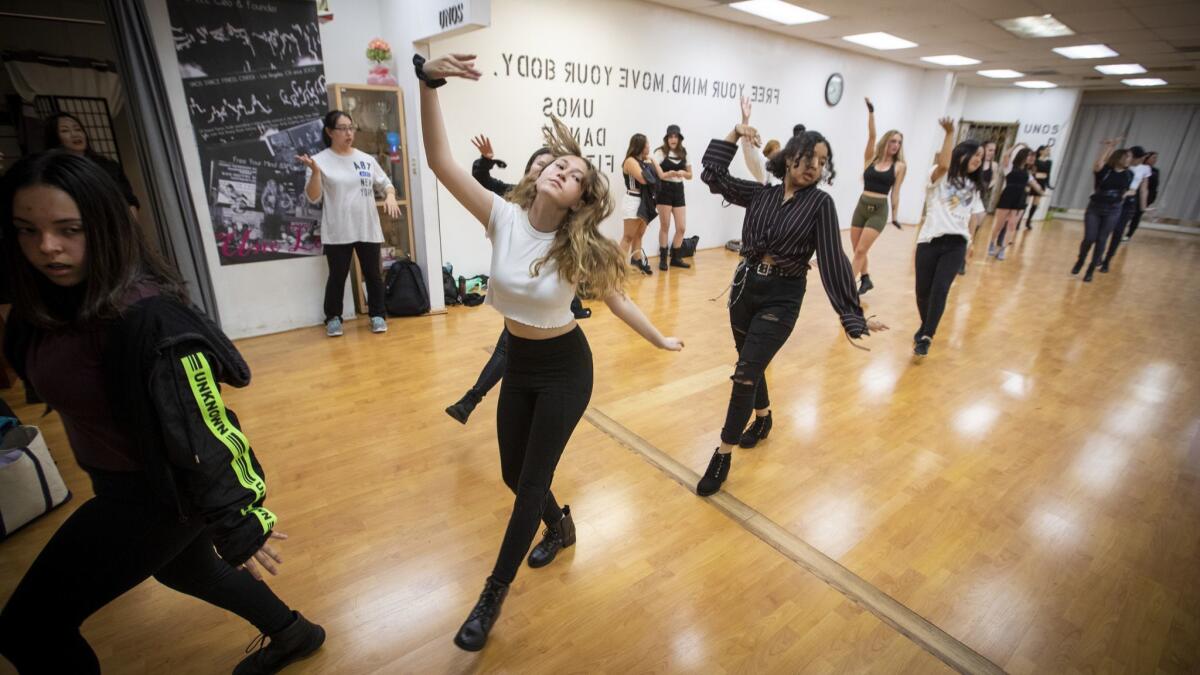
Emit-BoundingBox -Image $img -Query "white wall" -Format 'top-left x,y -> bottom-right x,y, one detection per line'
426,0 -> 955,278
951,84 -> 1084,209
145,0 -> 453,339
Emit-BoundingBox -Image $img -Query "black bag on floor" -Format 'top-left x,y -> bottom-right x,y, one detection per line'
385,259 -> 430,317
442,266 -> 461,306
679,235 -> 699,258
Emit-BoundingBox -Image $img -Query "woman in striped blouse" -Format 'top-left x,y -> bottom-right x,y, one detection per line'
694,122 -> 888,497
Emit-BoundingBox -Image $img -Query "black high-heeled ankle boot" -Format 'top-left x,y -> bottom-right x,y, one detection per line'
528,505 -> 575,568
453,577 -> 510,652
738,412 -> 772,448
445,389 -> 483,424
696,449 -> 731,497
670,247 -> 691,268
1071,257 -> 1085,275
1083,264 -> 1095,282
658,246 -> 669,271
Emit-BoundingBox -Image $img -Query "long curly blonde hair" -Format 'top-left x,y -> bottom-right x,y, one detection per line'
506,116 -> 627,300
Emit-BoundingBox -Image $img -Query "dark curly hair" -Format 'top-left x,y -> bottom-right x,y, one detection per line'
767,130 -> 836,184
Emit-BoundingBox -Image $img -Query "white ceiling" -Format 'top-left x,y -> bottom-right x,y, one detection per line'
643,0 -> 1200,91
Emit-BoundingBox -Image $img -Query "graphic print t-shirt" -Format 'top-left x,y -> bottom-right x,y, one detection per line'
305,148 -> 393,244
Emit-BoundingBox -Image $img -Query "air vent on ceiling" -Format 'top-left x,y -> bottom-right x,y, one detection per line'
1025,69 -> 1060,76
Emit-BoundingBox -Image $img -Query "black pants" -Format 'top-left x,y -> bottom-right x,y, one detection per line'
722,266 -> 805,445
1124,200 -> 1145,239
471,329 -> 509,397
324,241 -> 384,321
1079,200 -> 1123,268
1105,197 -> 1138,263
915,235 -> 967,339
0,471 -> 293,674
491,327 -> 592,585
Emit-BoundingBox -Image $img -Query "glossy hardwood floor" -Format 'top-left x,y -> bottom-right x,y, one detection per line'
1,219 -> 1197,674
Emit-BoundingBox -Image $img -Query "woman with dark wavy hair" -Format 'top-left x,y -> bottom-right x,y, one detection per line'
0,151 -> 323,675
693,119 -> 887,498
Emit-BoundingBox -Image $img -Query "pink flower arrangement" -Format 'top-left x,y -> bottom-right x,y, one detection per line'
366,38 -> 392,64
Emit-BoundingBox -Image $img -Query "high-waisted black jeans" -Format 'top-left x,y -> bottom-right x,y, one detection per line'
1080,199 -> 1123,268
914,235 -> 968,339
491,327 -> 592,584
0,470 -> 293,674
722,265 -> 806,445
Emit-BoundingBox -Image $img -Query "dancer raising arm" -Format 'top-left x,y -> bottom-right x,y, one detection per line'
415,53 -> 682,652
849,97 -> 906,295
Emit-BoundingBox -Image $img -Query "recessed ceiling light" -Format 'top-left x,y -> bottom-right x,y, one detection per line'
995,14 -> 1075,38
1015,80 -> 1058,89
1122,78 -> 1167,87
842,32 -> 918,50
921,55 -> 981,66
729,0 -> 828,25
1053,44 -> 1119,59
978,69 -> 1025,79
1095,63 -> 1146,75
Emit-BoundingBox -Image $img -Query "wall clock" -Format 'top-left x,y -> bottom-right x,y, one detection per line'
825,73 -> 844,106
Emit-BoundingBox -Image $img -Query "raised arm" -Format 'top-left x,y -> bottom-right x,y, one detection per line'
417,54 -> 493,226
701,125 -> 767,208
604,291 -> 683,351
864,98 -> 877,166
739,96 -> 767,184
1093,138 -> 1118,173
930,117 -> 955,184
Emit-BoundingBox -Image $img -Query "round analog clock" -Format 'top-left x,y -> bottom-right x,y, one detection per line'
825,73 -> 844,106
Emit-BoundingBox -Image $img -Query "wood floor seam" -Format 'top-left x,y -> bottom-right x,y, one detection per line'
584,406 -> 1006,675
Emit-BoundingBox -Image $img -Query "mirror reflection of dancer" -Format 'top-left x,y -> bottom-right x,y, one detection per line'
961,140 -> 999,275
654,125 -> 693,270
849,98 -> 907,295
912,119 -> 986,357
1074,140 -> 1132,282
693,117 -> 887,498
987,144 -> 1043,261
416,53 -> 683,652
619,133 -> 666,275
444,136 -> 592,425
1024,145 -> 1053,229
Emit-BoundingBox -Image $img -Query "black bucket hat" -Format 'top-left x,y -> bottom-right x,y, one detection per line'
665,124 -> 684,141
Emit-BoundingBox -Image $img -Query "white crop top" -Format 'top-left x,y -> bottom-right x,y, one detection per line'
485,194 -> 577,328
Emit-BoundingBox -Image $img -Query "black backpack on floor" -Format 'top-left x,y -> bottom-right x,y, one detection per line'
385,259 -> 430,317
679,235 -> 699,258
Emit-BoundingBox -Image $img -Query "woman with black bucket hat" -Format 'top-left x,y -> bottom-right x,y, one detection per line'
654,124 -> 693,270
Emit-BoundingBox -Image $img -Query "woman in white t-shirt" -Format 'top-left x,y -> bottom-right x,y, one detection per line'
416,53 -> 683,652
296,110 -> 400,337
913,118 -> 986,357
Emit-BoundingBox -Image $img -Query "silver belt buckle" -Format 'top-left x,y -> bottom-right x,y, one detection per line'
755,262 -> 772,276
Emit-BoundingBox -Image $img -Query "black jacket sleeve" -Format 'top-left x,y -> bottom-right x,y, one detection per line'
149,345 -> 275,566
471,156 -> 514,197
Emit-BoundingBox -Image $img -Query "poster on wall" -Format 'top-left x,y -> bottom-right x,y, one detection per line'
166,0 -> 328,265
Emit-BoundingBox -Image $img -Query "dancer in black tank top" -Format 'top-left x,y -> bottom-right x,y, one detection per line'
848,98 -> 907,295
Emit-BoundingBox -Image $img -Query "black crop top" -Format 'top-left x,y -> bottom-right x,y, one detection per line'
1035,159 -> 1052,175
863,162 -> 895,194
1005,169 -> 1030,187
1091,167 -> 1132,203
980,162 -> 994,187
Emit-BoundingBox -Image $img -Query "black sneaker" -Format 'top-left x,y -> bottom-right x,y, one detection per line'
696,449 -> 731,497
233,612 -> 325,675
858,275 -> 874,295
738,412 -> 772,449
528,506 -> 576,568
1071,258 -> 1084,275
1099,261 -> 1110,273
446,389 -> 483,424
913,336 -> 931,357
454,577 -> 510,652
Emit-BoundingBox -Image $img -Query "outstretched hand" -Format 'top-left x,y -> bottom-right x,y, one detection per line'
659,336 -> 685,351
937,117 -> 955,134
239,531 -> 288,581
735,124 -> 762,148
471,135 -> 495,159
423,53 -> 482,81
865,97 -> 875,113
740,96 -> 752,124
295,154 -> 318,171
866,318 -> 889,332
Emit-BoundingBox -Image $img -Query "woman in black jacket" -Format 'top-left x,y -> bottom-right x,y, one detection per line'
43,112 -> 140,215
0,152 -> 323,675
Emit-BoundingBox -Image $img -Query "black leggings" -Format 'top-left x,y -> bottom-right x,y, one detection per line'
722,267 -> 805,445
914,235 -> 967,339
1105,197 -> 1138,263
324,241 -> 384,321
0,471 -> 293,674
491,327 -> 592,585
1079,200 -> 1123,267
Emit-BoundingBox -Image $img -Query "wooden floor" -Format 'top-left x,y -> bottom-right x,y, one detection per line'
2,219 -> 1198,674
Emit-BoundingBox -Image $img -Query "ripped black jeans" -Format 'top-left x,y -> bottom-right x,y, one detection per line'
722,265 -> 806,445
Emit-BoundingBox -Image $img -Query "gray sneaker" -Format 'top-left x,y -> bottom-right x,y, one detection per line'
370,316 -> 388,333
325,317 -> 343,337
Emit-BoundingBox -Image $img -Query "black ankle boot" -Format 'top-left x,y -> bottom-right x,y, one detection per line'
738,412 -> 772,449
696,449 -> 731,497
670,247 -> 691,268
1071,257 -> 1084,275
446,389 -> 483,424
528,505 -> 575,568
454,577 -> 510,652
1083,264 -> 1095,282
234,612 -> 326,675
658,246 -> 669,271
1099,260 -> 1110,273
858,275 -> 874,295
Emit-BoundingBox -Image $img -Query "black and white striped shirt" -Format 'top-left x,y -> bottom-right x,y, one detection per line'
701,139 -> 867,338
